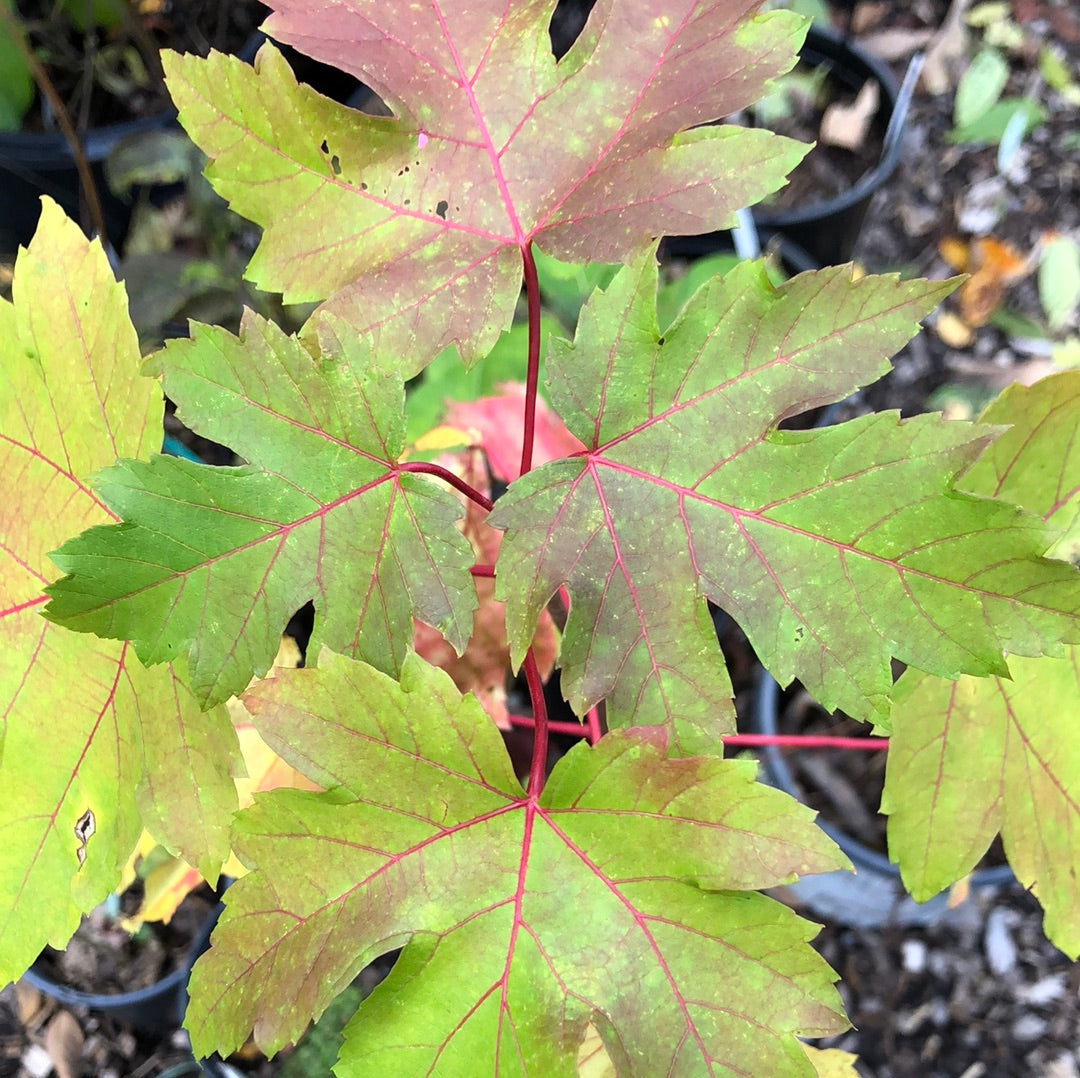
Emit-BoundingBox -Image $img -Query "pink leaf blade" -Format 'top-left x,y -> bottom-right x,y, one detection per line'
165,3 -> 809,370
446,384 -> 587,483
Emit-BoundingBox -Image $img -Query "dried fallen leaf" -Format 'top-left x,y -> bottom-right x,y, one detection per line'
413,446 -> 558,727
13,980 -> 44,1027
860,27 -> 936,62
939,236 -> 1031,327
922,0 -> 974,95
948,874 -> 973,908
44,1010 -> 83,1078
820,79 -> 880,151
939,235 -> 973,272
936,309 -> 975,348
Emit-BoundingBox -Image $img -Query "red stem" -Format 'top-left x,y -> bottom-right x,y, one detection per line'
398,461 -> 493,511
584,706 -> 602,745
522,651 -> 549,797
723,733 -> 888,751
470,564 -> 496,578
509,713 -> 594,740
505,716 -> 888,752
518,243 -> 542,479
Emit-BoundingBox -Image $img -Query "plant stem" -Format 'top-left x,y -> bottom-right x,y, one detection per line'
518,243 -> 542,478
723,733 -> 889,751
505,717 -> 889,753
0,4 -> 107,244
398,461 -> 494,511
523,650 -> 549,797
470,564 -> 496,578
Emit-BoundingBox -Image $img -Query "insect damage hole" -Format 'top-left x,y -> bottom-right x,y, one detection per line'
435,199 -> 448,220
74,808 -> 96,867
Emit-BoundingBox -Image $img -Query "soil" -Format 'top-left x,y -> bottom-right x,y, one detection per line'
749,56 -> 889,211
32,886 -> 214,997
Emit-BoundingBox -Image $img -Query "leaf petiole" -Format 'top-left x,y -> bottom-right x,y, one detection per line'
397,460 -> 494,511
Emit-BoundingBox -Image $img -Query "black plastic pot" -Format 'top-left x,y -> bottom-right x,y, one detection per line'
22,897 -> 224,1035
0,111 -> 178,256
751,25 -> 908,266
0,17 -> 275,259
753,670 -> 1014,927
666,24 -> 912,267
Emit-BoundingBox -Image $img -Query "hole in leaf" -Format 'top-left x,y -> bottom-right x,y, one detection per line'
320,138 -> 329,154
435,200 -> 448,219
330,155 -> 341,176
550,0 -> 597,60
73,808 -> 96,867
285,602 -> 315,665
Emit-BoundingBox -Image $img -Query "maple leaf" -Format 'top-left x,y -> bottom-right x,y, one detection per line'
185,650 -> 849,1071
161,1 -> 810,372
43,311 -> 478,709
490,253 -> 1080,750
0,201 -> 239,979
883,371 -> 1080,957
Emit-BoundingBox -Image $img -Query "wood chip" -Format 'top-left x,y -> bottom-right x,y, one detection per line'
44,1010 -> 84,1078
13,979 -> 44,1027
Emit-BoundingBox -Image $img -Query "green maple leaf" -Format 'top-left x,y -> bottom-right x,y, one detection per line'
186,650 -> 849,1072
490,253 -> 1080,751
883,371 -> 1080,957
44,312 -> 477,708
162,0 -> 808,372
0,201 -> 239,979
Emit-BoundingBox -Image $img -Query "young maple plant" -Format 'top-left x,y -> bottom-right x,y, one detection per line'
2,1 -> 1079,1074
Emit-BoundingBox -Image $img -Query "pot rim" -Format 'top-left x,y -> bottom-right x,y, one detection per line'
752,23 -> 907,229
753,668 -> 1015,888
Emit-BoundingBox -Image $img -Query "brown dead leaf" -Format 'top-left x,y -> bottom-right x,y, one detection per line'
44,1010 -> 83,1078
936,310 -> 975,348
413,446 -> 558,728
922,0 -> 974,95
939,235 -> 973,273
851,2 -> 888,34
1012,1 -> 1080,42
13,980 -> 45,1028
963,239 -> 1030,326
938,236 -> 1032,327
860,27 -> 936,62
820,78 -> 880,151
